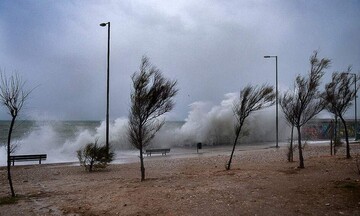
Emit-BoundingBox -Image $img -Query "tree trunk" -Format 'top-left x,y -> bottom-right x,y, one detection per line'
89,159 -> 94,172
330,121 -> 333,156
138,123 -> 146,181
226,128 -> 241,171
297,126 -> 304,168
139,148 -> 145,181
7,116 -> 16,197
289,126 -> 294,162
334,115 -> 338,155
339,116 -> 351,159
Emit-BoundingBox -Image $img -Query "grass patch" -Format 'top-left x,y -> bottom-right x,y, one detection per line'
278,168 -> 300,175
334,181 -> 360,190
0,196 -> 19,205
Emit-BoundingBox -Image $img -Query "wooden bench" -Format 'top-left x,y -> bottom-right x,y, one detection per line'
145,148 -> 170,156
10,154 -> 47,166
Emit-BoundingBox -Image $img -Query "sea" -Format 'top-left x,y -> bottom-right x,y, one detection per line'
0,95 -> 298,166
0,119 -> 282,166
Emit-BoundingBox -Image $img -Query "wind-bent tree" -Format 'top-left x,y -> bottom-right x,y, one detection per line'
280,51 -> 330,168
128,56 -> 178,181
322,67 -> 358,159
0,72 -> 31,197
280,94 -> 296,162
226,84 -> 275,170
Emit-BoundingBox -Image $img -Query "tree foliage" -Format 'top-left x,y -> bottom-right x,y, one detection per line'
322,66 -> 358,158
226,84 -> 275,170
128,56 -> 178,181
77,140 -> 114,172
0,71 -> 31,197
280,51 -> 330,168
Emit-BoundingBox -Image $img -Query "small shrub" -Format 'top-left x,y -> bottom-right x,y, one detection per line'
333,137 -> 342,155
77,140 -> 115,172
302,141 -> 308,150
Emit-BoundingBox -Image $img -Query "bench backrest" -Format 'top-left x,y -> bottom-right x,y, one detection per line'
145,148 -> 170,152
10,154 -> 47,160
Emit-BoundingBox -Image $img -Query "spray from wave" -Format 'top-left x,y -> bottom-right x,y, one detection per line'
0,119 -> 130,165
153,92 -> 290,147
0,92 -> 290,165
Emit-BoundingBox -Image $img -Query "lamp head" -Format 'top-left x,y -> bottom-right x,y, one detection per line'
264,56 -> 271,58
100,23 -> 107,27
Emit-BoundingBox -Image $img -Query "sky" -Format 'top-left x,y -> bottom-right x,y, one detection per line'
0,0 -> 359,121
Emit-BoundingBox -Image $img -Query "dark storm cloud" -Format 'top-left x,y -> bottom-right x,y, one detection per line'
0,0 -> 359,120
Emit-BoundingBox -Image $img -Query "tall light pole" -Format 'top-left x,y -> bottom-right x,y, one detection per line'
100,22 -> 110,156
355,73 -> 358,140
264,55 -> 279,148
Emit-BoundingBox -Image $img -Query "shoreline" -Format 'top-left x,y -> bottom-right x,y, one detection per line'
2,140 -> 359,167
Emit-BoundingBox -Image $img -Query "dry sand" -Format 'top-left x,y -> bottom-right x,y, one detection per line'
1,144 -> 360,216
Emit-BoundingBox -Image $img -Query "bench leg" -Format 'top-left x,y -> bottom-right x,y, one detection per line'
39,159 -> 42,164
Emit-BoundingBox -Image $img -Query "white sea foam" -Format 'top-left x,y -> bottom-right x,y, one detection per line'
153,92 -> 290,147
0,92 -> 290,165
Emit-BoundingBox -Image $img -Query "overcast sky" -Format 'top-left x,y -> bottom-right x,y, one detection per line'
0,0 -> 359,121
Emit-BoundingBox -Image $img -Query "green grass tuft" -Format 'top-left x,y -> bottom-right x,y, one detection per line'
0,196 -> 19,205
335,182 -> 359,190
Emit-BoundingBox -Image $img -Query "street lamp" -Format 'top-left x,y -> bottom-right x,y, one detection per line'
100,22 -> 110,156
264,55 -> 279,148
355,74 -> 358,140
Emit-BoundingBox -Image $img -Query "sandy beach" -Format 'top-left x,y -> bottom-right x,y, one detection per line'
1,144 -> 360,216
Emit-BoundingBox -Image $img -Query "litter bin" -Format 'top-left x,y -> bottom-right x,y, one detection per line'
197,142 -> 202,153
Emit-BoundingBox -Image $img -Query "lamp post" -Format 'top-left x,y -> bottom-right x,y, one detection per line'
264,55 -> 279,148
100,22 -> 110,156
355,74 -> 358,140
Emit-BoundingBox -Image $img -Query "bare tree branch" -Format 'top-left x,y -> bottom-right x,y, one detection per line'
0,69 -> 32,197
